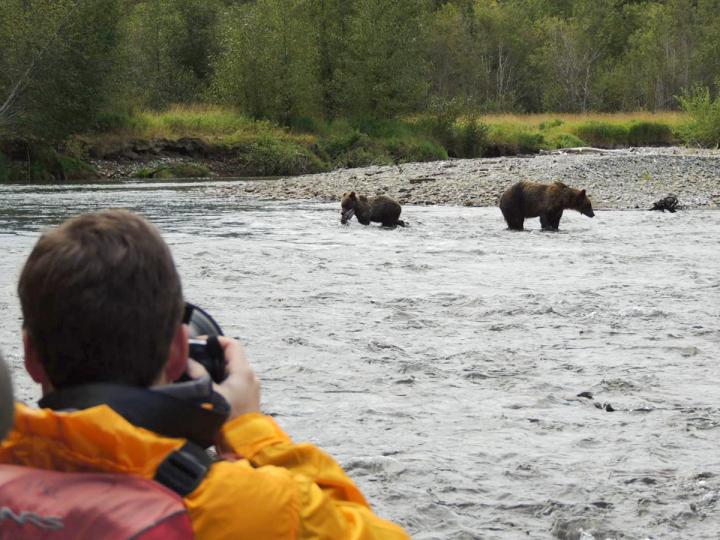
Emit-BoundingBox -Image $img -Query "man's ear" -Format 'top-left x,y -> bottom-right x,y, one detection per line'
164,323 -> 189,383
23,330 -> 49,385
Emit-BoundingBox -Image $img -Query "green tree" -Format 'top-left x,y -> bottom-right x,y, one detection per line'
530,1 -> 628,112
339,0 -> 432,119
113,0 -> 221,109
0,0 -> 120,140
611,0 -> 697,110
308,0 -> 353,120
474,0 -> 539,111
213,0 -> 321,124
426,3 -> 479,107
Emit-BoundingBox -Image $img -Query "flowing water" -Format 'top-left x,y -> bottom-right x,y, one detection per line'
0,180 -> 718,539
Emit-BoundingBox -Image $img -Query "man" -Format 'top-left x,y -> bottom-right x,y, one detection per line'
0,209 -> 409,539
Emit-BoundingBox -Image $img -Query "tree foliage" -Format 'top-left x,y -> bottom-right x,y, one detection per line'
3,0 -> 720,141
0,0 -> 120,140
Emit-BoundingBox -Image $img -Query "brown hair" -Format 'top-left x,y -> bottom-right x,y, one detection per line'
18,210 -> 183,388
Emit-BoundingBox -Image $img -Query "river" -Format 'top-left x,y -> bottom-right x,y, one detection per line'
0,180 -> 718,539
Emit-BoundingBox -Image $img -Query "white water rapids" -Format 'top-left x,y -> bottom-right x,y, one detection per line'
0,180 -> 718,539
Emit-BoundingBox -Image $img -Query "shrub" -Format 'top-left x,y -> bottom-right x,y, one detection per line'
384,139 -> 447,163
626,121 -> 675,146
485,125 -> 546,156
539,119 -> 564,130
458,118 -> 488,158
547,132 -> 587,149
233,137 -> 327,176
289,116 -> 322,134
339,147 -> 393,168
319,129 -> 369,160
94,111 -> 136,132
516,132 -> 546,154
58,155 -> 98,180
352,117 -> 414,139
677,84 -> 720,147
572,121 -> 629,147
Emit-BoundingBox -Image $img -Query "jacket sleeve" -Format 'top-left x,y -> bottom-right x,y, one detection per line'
217,412 -> 410,539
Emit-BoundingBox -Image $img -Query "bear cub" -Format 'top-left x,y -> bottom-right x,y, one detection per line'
499,180 -> 594,231
340,192 -> 405,227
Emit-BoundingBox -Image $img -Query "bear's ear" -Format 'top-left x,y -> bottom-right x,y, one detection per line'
349,191 -> 357,199
580,189 -> 586,197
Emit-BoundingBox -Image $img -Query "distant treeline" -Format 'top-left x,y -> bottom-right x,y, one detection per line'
1,0 -> 720,142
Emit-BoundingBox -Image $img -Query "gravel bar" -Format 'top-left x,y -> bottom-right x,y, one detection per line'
215,147 -> 720,210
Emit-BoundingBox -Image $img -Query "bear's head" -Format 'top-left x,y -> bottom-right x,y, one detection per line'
576,189 -> 595,218
340,191 -> 357,224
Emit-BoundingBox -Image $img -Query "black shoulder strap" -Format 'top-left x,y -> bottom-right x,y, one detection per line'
154,441 -> 213,497
39,381 -> 229,449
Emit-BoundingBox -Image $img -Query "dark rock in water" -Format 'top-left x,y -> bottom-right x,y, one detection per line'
651,194 -> 679,212
577,391 -> 593,399
594,401 -> 615,412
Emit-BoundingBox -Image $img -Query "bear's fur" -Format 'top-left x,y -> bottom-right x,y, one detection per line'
499,180 -> 594,231
340,192 -> 405,227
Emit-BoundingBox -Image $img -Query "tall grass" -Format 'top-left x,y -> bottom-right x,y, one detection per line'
95,105 -> 288,141
78,106 -> 692,178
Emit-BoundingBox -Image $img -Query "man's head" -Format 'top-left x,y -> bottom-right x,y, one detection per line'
18,210 -> 186,390
0,352 -> 14,439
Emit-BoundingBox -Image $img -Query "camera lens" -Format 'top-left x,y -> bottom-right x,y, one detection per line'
183,303 -> 227,383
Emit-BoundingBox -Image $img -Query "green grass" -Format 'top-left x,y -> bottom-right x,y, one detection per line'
75,106 -> 694,179
94,105 -> 281,141
2,108 -> 699,182
476,112 -> 685,150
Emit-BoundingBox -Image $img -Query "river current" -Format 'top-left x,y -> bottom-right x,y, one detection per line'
0,180 -> 718,539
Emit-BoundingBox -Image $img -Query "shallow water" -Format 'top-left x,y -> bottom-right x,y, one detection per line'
0,181 -> 718,539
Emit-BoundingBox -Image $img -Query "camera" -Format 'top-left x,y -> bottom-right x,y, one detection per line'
183,302 -> 228,383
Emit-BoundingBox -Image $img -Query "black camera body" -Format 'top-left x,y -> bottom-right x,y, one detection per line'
183,303 -> 228,383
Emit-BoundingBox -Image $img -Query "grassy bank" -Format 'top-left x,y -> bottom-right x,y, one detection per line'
89,107 -> 690,168
0,107 -> 697,181
477,112 -> 685,155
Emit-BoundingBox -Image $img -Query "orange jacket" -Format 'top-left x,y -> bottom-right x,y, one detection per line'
0,403 -> 409,540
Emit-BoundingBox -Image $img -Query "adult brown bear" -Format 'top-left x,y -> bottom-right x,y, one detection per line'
499,180 -> 594,231
340,192 -> 405,227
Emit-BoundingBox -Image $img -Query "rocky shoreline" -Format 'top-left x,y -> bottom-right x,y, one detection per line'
93,146 -> 720,210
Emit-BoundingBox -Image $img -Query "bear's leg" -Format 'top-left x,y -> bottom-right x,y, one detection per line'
541,210 -> 562,231
502,209 -> 524,230
381,218 -> 406,227
549,210 -> 563,230
540,214 -> 550,230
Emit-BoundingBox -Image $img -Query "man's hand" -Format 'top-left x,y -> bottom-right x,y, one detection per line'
187,336 -> 261,420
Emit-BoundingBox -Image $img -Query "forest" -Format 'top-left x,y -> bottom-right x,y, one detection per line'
1,0 -> 720,179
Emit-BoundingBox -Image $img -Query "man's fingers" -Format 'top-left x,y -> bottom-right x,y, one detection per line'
186,358 -> 210,380
217,336 -> 248,371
